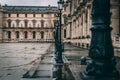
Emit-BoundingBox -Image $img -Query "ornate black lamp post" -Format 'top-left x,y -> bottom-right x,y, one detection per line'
53,0 -> 64,80
81,0 -> 119,80
54,15 -> 59,53
57,0 -> 63,63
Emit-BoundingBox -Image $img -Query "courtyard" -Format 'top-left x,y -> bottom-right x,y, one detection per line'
0,43 -> 51,80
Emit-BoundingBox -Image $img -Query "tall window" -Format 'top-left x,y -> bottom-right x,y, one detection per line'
85,10 -> 88,23
41,20 -> 44,28
24,31 -> 28,39
24,20 -> 28,28
16,31 -> 19,39
64,29 -> 66,38
33,31 -> 36,39
8,20 -> 11,27
8,31 -> 11,39
41,31 -> 44,39
81,15 -> 83,25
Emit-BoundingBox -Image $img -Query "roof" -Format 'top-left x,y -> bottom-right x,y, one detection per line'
2,5 -> 58,13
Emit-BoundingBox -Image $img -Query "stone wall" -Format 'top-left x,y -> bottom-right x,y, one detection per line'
62,0 -> 120,48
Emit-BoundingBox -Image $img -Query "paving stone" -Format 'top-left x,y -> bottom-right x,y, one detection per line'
38,64 -> 53,70
34,70 -> 52,78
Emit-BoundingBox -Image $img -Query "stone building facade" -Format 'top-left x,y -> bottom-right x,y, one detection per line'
62,0 -> 120,48
0,4 -> 58,42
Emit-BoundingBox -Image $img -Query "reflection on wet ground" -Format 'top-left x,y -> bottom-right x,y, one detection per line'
0,43 -> 51,80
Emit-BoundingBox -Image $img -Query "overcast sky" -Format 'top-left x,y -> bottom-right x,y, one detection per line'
0,0 -> 58,6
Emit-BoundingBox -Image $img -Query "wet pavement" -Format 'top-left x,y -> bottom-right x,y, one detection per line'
1,43 -> 120,80
21,44 -> 54,80
63,44 -> 88,80
63,44 -> 120,80
0,43 -> 52,80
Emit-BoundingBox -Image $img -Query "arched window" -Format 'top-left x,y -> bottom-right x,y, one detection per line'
24,31 -> 28,39
8,31 -> 11,39
32,31 -> 36,39
16,31 -> 19,39
41,31 -> 44,39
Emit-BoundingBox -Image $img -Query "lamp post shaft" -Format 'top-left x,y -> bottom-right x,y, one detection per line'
53,0 -> 63,80
59,10 -> 62,45
81,0 -> 119,80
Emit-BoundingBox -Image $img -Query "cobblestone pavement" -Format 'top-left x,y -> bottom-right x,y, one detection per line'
0,43 -> 52,80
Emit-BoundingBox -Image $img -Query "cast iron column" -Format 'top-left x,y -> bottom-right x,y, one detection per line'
58,11 -> 63,63
54,17 -> 63,80
53,1 -> 64,80
54,10 -> 63,80
81,0 -> 119,80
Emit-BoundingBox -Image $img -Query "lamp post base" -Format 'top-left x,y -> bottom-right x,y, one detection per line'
52,56 -> 64,80
80,72 -> 119,80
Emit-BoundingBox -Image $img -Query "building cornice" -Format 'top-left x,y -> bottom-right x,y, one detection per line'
2,5 -> 58,14
2,27 -> 55,29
